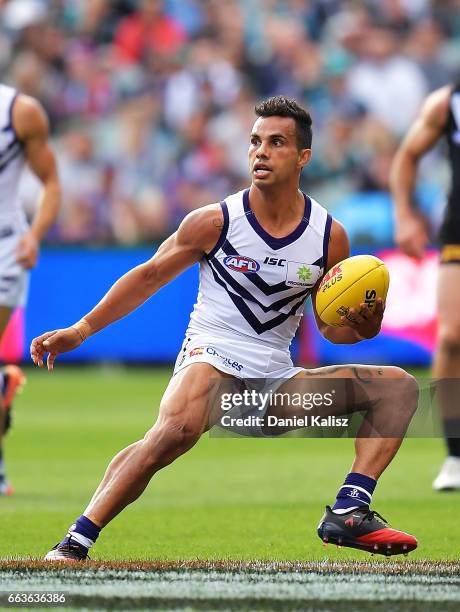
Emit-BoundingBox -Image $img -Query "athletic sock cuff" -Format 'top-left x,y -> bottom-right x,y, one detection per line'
73,515 -> 101,542
332,472 -> 377,512
344,472 -> 376,495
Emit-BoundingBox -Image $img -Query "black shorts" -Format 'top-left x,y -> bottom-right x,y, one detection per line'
439,194 -> 460,242
439,201 -> 460,262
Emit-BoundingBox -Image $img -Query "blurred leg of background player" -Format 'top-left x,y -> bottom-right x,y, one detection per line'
0,305 -> 26,496
432,258 -> 460,490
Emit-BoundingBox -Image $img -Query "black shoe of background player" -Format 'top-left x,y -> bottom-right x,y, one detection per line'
317,505 -> 418,556
44,536 -> 89,562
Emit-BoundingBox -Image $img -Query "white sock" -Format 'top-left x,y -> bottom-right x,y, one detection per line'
68,530 -> 95,550
332,506 -> 359,514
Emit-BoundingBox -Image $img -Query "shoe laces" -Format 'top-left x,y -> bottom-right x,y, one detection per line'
360,509 -> 388,526
62,535 -> 90,560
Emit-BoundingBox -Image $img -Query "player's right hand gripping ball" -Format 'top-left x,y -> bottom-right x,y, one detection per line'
316,255 -> 389,326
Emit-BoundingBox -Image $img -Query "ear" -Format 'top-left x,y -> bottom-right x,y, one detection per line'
298,148 -> 312,169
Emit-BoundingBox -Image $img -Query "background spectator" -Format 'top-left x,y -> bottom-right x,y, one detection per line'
0,0 -> 455,246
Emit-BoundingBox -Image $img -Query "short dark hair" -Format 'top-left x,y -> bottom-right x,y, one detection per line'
254,96 -> 312,150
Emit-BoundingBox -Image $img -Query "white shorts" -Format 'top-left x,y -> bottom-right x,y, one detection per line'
0,229 -> 29,308
173,333 -> 303,382
173,333 -> 304,437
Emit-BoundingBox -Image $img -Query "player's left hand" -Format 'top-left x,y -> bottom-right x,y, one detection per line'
16,231 -> 39,269
341,298 -> 385,340
30,327 -> 84,370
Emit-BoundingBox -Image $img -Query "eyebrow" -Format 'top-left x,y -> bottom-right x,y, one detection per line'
250,133 -> 288,140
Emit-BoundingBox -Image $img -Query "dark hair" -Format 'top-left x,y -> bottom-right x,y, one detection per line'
254,96 -> 312,150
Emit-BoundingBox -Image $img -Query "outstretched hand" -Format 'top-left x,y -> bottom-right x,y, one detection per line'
341,298 -> 385,340
16,231 -> 39,269
30,327 -> 84,370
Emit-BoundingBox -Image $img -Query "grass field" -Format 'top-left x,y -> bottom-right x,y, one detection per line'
1,366 -> 458,609
2,560 -> 460,610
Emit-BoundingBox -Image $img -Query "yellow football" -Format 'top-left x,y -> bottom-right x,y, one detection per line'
315,255 -> 389,326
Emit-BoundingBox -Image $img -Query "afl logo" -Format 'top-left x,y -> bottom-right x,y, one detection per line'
223,255 -> 260,273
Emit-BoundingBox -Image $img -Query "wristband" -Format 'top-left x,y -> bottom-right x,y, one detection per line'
71,319 -> 92,342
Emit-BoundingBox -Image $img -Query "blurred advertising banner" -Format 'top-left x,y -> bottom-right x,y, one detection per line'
301,249 -> 438,367
24,247 -> 437,365
25,248 -> 199,363
380,249 -> 438,359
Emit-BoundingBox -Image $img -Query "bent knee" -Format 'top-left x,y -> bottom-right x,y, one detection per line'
383,365 -> 414,381
384,367 -> 419,413
169,418 -> 204,445
143,417 -> 204,466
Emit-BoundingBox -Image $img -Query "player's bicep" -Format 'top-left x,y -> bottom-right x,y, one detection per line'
325,219 -> 350,272
141,204 -> 223,287
399,87 -> 450,159
312,220 -> 349,330
13,96 -> 58,184
399,117 -> 443,159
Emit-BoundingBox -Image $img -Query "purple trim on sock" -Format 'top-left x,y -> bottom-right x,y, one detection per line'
332,472 -> 377,511
344,472 -> 376,494
74,515 -> 101,542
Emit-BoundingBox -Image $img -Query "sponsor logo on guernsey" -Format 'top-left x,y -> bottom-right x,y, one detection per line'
263,256 -> 286,267
223,255 -> 260,273
286,262 -> 321,287
297,265 -> 312,282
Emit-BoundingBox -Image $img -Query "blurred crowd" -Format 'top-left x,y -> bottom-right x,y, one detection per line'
2,0 -> 460,245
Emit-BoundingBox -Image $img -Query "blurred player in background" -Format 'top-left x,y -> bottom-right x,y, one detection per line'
32,96 -> 418,561
391,84 -> 460,490
0,84 -> 61,496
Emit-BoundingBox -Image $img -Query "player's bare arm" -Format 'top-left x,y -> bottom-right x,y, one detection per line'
390,85 -> 451,259
13,95 -> 61,269
313,220 -> 384,344
30,204 -> 224,369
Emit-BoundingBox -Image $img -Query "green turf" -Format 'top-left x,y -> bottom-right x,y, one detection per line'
0,366 -> 456,561
2,562 -> 460,610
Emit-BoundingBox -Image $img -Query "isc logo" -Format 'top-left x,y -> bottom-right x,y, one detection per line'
223,256 -> 260,273
263,257 -> 286,267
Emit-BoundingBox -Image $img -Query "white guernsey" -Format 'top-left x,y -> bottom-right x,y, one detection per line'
174,187 -> 332,379
0,84 -> 28,308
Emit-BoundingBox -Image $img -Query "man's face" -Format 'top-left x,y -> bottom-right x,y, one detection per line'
248,115 -> 311,188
